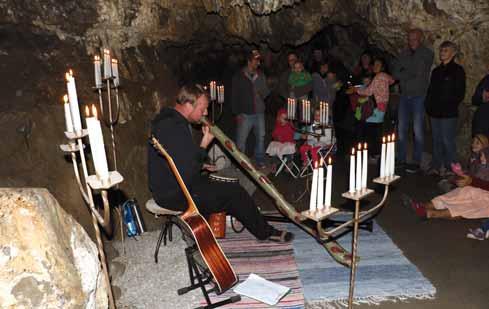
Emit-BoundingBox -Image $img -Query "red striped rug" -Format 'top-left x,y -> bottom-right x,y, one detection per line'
202,223 -> 304,308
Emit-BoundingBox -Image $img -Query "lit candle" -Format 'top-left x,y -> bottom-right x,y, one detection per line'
380,136 -> 386,178
94,55 -> 102,88
85,105 -> 109,181
385,135 -> 392,177
349,148 -> 356,193
66,71 -> 82,133
218,85 -> 224,103
391,133 -> 396,176
317,158 -> 324,210
111,59 -> 119,87
356,143 -> 362,192
309,161 -> 318,212
362,142 -> 368,190
103,49 -> 111,79
210,81 -> 216,101
287,99 -> 290,119
293,99 -> 296,119
62,94 -> 73,133
325,156 -> 333,209
326,102 -> 329,125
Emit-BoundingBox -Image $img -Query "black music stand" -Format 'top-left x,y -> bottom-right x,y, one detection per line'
178,244 -> 241,309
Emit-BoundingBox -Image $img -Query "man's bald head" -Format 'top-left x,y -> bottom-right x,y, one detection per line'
408,28 -> 424,51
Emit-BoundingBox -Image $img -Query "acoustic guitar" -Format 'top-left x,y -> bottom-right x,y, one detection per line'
150,136 -> 238,293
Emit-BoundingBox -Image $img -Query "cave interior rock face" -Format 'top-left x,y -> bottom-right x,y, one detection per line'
0,0 -> 488,234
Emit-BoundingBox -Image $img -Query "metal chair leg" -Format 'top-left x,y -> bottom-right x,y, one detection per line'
154,221 -> 168,264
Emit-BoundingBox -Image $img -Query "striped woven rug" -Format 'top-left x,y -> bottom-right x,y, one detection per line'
289,219 -> 436,307
203,223 -> 304,308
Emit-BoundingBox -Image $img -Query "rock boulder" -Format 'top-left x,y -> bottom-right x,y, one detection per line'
0,188 -> 107,309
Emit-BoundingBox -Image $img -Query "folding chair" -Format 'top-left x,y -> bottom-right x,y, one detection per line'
274,153 -> 300,178
266,141 -> 300,178
299,125 -> 336,178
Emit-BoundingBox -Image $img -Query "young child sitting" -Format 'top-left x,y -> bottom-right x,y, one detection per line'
266,108 -> 296,172
298,109 -> 334,167
407,134 -> 489,220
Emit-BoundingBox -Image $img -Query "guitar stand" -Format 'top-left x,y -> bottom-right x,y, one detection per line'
178,245 -> 241,309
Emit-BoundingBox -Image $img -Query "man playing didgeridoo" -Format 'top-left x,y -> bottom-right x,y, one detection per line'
148,84 -> 293,242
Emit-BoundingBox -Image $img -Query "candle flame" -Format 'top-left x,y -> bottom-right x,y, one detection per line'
382,136 -> 386,143
111,58 -> 118,64
391,133 -> 396,141
319,157 -> 324,167
92,105 -> 98,119
358,143 -> 362,151
364,142 -> 368,149
65,72 -> 70,81
85,105 -> 90,117
328,156 -> 332,165
351,148 -> 355,155
94,55 -> 100,61
69,69 -> 73,76
314,161 -> 318,169
387,135 -> 391,142
104,49 -> 110,55
62,94 -> 68,104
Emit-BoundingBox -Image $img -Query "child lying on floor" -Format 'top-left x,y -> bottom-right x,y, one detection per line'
407,134 -> 489,220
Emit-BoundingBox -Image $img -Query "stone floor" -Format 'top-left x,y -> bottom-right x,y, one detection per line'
107,155 -> 489,309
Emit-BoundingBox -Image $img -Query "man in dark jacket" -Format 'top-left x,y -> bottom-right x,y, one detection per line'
425,41 -> 466,175
148,84 -> 292,242
472,80 -> 489,136
231,50 -> 270,168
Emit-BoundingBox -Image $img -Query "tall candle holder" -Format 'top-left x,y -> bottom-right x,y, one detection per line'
93,50 -> 121,172
60,130 -> 120,309
300,175 -> 399,308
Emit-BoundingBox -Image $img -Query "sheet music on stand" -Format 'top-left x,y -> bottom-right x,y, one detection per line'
233,273 -> 291,306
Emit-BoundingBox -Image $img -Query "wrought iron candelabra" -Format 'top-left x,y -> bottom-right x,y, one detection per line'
60,131 -> 121,309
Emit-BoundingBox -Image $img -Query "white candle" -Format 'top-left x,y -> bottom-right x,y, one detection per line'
111,58 -> 119,87
94,55 -> 102,88
85,105 -> 109,181
288,99 -> 291,119
391,133 -> 396,176
293,100 -> 296,119
62,94 -> 73,133
325,157 -> 333,208
309,161 -> 318,212
326,102 -> 329,125
385,135 -> 392,176
103,49 -> 111,79
218,86 -> 224,103
356,143 -> 362,192
362,142 -> 368,189
380,136 -> 386,178
317,159 -> 324,210
210,81 -> 216,101
66,71 -> 82,133
349,148 -> 356,193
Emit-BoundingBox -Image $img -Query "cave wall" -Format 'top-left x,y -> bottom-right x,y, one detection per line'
1,0 -> 488,235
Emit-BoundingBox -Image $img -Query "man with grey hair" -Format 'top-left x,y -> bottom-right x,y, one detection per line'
393,28 -> 434,173
425,41 -> 466,176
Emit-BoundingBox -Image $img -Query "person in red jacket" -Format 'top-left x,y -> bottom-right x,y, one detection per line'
266,108 -> 297,172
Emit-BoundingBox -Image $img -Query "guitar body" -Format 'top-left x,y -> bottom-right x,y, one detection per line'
181,213 -> 238,293
150,136 -> 238,294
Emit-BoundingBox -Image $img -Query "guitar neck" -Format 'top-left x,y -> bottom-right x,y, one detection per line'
150,136 -> 199,216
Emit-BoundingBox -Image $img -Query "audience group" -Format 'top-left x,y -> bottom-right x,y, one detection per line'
230,28 -> 489,240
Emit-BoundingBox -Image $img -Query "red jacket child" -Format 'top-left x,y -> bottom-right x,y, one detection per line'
272,108 -> 295,143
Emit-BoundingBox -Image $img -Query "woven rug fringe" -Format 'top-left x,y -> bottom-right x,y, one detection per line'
306,292 -> 436,308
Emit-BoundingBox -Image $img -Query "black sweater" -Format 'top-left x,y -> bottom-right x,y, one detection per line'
147,107 -> 208,209
425,60 -> 466,118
